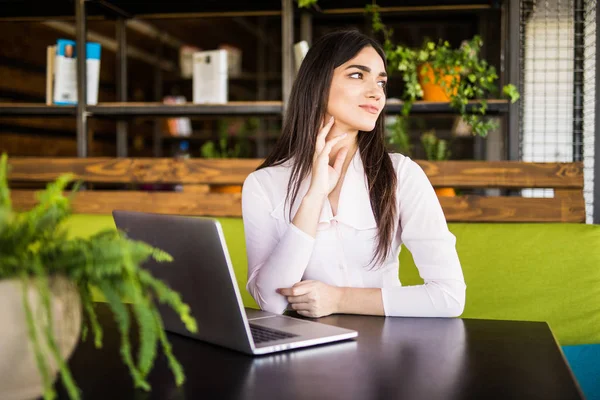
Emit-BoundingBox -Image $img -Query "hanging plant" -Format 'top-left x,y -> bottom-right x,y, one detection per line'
366,4 -> 520,137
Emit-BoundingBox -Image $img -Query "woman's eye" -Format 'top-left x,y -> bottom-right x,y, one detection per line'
378,81 -> 387,88
349,72 -> 363,79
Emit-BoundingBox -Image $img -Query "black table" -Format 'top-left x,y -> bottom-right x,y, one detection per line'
54,303 -> 583,400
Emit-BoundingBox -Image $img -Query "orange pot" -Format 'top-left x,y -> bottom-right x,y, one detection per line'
435,187 -> 456,197
210,185 -> 242,194
417,63 -> 460,101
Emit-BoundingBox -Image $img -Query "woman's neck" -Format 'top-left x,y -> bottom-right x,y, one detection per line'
326,126 -> 358,168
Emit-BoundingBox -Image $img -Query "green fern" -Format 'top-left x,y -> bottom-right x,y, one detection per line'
100,282 -> 151,391
79,282 -> 102,348
153,308 -> 186,386
0,153 -> 197,400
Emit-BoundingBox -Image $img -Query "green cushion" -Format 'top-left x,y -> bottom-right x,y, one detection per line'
400,223 -> 600,346
64,215 -> 600,346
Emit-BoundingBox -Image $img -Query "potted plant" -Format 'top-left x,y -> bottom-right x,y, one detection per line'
0,153 -> 197,400
366,4 -> 520,138
420,130 -> 456,197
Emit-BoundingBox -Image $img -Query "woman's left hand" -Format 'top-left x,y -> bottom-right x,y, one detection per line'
277,280 -> 343,318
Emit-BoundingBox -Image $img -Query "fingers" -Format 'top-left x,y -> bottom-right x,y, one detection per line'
297,310 -> 317,318
321,133 -> 347,157
333,147 -> 348,174
292,280 -> 315,287
318,116 -> 335,137
286,294 -> 309,304
319,115 -> 330,131
277,285 -> 311,297
316,116 -> 335,152
289,302 -> 311,311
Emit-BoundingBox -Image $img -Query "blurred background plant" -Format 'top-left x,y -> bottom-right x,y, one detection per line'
421,129 -> 451,161
200,117 -> 255,158
385,116 -> 412,157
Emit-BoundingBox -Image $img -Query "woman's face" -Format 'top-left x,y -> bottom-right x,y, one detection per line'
327,46 -> 387,133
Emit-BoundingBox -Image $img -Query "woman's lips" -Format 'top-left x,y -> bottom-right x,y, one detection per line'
359,105 -> 379,114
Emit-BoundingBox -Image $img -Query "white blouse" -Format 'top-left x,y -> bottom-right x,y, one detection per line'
241,151 -> 466,317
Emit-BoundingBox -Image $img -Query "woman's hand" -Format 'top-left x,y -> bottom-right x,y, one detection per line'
277,280 -> 343,318
307,116 -> 348,199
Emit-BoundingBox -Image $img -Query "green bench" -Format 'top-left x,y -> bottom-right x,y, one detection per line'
65,214 -> 600,346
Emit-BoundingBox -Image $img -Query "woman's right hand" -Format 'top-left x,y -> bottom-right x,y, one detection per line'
307,116 -> 348,199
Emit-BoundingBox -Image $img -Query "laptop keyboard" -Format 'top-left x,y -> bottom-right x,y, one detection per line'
250,324 -> 298,344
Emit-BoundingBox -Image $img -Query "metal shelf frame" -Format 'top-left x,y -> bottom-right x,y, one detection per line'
0,0 -> 513,159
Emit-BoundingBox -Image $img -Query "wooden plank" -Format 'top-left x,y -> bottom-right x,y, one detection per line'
554,189 -> 582,199
88,101 -> 283,117
0,133 -> 115,157
385,99 -> 509,115
11,190 -> 585,223
0,116 -> 116,136
90,101 -> 283,108
7,158 -> 583,189
0,117 -> 76,130
416,161 -> 584,189
134,11 -> 282,19
11,190 -> 243,217
182,184 -> 210,193
0,103 -> 76,116
439,195 -> 586,223
322,4 -> 491,15
7,158 -> 263,184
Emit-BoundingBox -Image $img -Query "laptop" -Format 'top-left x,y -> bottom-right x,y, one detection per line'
112,210 -> 358,355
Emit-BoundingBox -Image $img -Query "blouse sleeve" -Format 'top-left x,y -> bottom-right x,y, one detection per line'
242,172 -> 316,314
380,159 -> 467,317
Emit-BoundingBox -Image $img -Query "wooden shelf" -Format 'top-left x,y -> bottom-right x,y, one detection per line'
0,0 -> 494,21
0,0 -> 282,20
161,134 -> 280,142
98,0 -> 283,18
88,102 -> 284,117
385,99 -> 509,115
0,0 -> 76,20
0,104 -> 76,116
313,0 -> 492,15
0,100 -> 509,118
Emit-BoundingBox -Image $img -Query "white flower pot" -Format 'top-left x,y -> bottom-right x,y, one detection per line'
0,275 -> 82,400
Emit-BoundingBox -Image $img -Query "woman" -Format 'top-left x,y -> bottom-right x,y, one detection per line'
242,30 -> 466,318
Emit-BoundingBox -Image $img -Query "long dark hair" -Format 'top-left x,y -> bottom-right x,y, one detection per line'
258,30 -> 397,268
